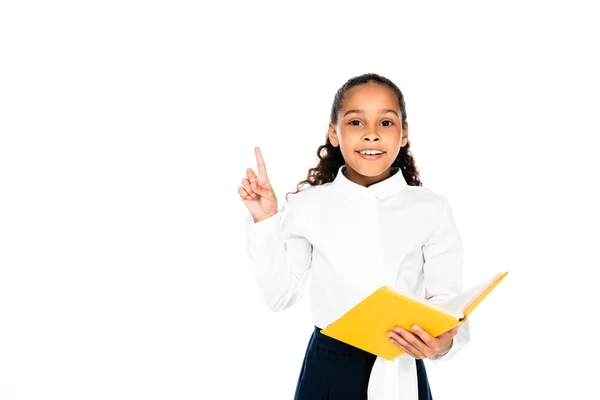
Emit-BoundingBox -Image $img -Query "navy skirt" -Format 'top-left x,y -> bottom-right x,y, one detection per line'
294,326 -> 433,400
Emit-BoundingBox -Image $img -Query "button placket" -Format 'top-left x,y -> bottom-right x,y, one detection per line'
361,194 -> 387,284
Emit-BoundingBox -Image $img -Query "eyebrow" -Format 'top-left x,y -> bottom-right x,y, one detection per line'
343,109 -> 398,117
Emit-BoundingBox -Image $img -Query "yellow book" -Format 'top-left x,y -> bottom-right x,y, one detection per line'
320,271 -> 508,360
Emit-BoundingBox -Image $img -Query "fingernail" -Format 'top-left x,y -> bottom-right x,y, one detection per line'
412,325 -> 419,331
395,327 -> 401,333
387,332 -> 393,337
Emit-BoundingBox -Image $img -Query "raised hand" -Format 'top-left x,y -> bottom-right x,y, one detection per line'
238,146 -> 278,223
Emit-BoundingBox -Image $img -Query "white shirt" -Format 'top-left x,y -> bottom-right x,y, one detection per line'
243,164 -> 471,400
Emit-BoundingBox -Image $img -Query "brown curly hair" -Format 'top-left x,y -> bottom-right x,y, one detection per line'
285,72 -> 422,202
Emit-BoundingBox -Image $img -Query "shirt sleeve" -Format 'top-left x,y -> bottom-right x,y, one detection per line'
243,194 -> 313,312
422,195 -> 471,362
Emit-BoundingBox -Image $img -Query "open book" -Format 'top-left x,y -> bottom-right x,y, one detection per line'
320,271 -> 508,360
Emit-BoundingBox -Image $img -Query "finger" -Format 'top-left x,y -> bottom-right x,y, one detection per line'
244,175 -> 270,197
388,331 -> 426,359
241,178 -> 257,198
394,327 -> 428,348
247,164 -> 272,196
410,325 -> 436,347
390,339 -> 418,358
246,168 -> 257,180
254,147 -> 270,183
238,186 -> 252,201
389,334 -> 423,359
441,326 -> 460,338
246,168 -> 258,189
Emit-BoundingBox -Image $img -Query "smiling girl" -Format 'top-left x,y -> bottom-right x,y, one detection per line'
240,73 -> 470,400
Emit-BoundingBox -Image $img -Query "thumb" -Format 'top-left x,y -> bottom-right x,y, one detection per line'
251,181 -> 274,198
441,326 -> 459,337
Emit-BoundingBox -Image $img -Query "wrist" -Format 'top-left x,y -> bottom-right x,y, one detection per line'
439,339 -> 453,355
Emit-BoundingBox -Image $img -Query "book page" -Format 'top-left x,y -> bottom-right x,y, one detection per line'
388,286 -> 456,317
388,272 -> 504,319
440,282 -> 486,318
441,273 -> 503,318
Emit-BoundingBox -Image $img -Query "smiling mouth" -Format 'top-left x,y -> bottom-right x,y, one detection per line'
356,151 -> 385,159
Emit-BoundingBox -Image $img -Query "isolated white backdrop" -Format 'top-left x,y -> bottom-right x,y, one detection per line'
1,1 -> 599,399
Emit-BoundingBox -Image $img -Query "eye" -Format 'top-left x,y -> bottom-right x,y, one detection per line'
348,120 -> 394,126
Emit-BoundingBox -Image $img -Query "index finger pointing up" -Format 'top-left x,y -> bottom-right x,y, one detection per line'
254,146 -> 270,182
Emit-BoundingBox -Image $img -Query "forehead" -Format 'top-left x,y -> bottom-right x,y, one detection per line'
341,82 -> 399,110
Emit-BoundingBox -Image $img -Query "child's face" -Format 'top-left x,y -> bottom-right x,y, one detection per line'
328,82 -> 408,184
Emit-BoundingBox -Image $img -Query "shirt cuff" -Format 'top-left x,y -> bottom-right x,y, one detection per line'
429,341 -> 452,360
244,212 -> 282,245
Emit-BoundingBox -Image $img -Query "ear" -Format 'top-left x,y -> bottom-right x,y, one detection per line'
401,121 -> 409,147
328,122 -> 339,147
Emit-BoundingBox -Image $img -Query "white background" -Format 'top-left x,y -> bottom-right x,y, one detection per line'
1,1 -> 599,399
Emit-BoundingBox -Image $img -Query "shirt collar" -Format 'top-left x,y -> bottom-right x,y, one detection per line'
332,164 -> 407,203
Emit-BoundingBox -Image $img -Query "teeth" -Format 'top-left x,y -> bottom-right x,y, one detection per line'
360,150 -> 383,155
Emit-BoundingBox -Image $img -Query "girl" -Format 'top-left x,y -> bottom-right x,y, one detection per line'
238,73 -> 470,400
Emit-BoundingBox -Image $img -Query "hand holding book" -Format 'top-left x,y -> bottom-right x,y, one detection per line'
320,271 -> 508,360
387,324 -> 460,360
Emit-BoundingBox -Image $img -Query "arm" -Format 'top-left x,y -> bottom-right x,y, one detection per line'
244,195 -> 313,312
422,195 -> 471,362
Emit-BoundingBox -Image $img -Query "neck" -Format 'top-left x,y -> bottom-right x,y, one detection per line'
344,165 -> 393,188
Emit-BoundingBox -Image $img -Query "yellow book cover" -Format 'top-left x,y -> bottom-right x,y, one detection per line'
320,271 -> 508,360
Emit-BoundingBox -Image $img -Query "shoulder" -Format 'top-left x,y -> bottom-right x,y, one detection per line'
400,186 -> 458,239
402,185 -> 448,211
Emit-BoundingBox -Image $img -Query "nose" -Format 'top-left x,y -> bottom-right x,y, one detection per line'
363,125 -> 381,141
364,136 -> 380,142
